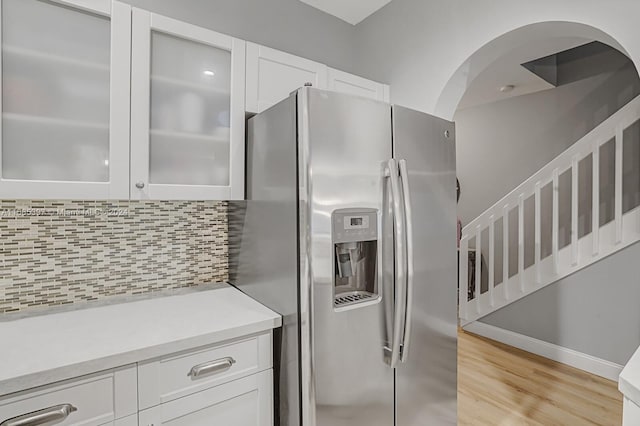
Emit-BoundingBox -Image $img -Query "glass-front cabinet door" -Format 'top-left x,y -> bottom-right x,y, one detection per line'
0,0 -> 131,199
130,9 -> 246,200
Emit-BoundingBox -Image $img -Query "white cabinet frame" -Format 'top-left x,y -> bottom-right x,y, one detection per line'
130,9 -> 246,200
0,0 -> 131,199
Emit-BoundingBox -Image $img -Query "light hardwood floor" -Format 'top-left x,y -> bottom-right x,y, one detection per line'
458,329 -> 623,425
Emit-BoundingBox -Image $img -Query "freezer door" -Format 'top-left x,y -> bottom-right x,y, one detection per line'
298,88 -> 395,426
393,106 -> 458,425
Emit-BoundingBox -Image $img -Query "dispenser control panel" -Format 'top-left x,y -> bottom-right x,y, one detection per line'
332,208 -> 377,243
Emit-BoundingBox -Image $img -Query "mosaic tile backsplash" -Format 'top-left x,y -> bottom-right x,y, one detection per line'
0,200 -> 228,315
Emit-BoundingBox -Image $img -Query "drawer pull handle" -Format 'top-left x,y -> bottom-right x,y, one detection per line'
188,357 -> 236,378
1,403 -> 77,426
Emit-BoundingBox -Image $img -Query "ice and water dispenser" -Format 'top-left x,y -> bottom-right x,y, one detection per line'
332,208 -> 378,309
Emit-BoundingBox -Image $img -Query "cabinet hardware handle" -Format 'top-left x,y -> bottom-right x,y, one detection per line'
135,182 -> 145,189
0,403 -> 77,426
188,357 -> 236,378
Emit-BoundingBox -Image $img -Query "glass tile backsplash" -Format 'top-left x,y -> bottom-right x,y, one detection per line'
0,200 -> 228,315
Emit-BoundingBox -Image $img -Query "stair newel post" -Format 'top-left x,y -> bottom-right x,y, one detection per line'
475,225 -> 482,314
459,235 -> 469,323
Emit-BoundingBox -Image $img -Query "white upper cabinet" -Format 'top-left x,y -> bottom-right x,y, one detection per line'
245,42 -> 327,113
0,0 -> 131,199
130,9 -> 246,200
246,43 -> 389,113
0,4 -> 387,201
328,68 -> 390,102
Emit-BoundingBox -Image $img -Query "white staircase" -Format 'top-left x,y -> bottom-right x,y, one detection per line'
459,94 -> 640,325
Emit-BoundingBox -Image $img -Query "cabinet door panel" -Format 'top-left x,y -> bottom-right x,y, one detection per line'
246,43 -> 327,113
149,31 -> 231,187
328,68 -> 389,102
131,10 -> 245,200
0,366 -> 137,426
138,370 -> 273,426
0,0 -> 130,198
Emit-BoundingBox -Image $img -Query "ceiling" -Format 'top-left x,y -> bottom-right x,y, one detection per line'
457,37 -> 592,110
298,0 -> 392,25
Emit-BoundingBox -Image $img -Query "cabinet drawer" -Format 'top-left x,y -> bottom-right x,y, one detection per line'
139,370 -> 273,426
138,332 -> 272,409
0,365 -> 137,426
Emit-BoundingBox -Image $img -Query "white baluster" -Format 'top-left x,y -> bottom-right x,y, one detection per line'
535,182 -> 541,284
503,204 -> 509,301
571,156 -> 579,266
615,125 -> 623,244
592,141 -> 600,256
489,215 -> 495,307
552,169 -> 559,275
518,194 -> 525,292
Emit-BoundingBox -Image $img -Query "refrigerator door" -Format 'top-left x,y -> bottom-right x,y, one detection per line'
298,88 -> 395,426
392,106 -> 458,425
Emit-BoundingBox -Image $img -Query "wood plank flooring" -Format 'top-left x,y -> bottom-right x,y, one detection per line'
458,329 -> 623,425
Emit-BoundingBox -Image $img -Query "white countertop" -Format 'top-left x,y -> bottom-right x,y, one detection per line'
0,284 -> 281,396
620,345 -> 640,406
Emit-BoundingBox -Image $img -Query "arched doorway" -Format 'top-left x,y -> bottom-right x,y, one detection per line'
450,20 -> 640,425
435,21 -> 633,120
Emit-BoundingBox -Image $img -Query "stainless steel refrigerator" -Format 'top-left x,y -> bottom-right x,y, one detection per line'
232,87 -> 457,426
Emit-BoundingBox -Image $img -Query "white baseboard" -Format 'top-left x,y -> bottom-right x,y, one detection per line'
463,321 -> 623,382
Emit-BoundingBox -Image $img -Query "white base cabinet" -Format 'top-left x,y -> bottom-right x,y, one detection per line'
138,370 -> 273,426
0,332 -> 274,426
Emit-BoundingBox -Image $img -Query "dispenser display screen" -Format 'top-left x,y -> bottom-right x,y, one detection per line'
344,215 -> 369,230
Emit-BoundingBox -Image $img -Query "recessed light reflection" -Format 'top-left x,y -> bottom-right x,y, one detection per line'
104,160 -> 109,166
203,70 -> 215,77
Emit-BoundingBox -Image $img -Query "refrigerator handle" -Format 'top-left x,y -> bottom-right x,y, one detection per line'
399,159 -> 414,362
387,159 -> 407,369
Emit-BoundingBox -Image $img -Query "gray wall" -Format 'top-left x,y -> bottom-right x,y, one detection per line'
122,0 -> 358,73
481,242 -> 640,366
